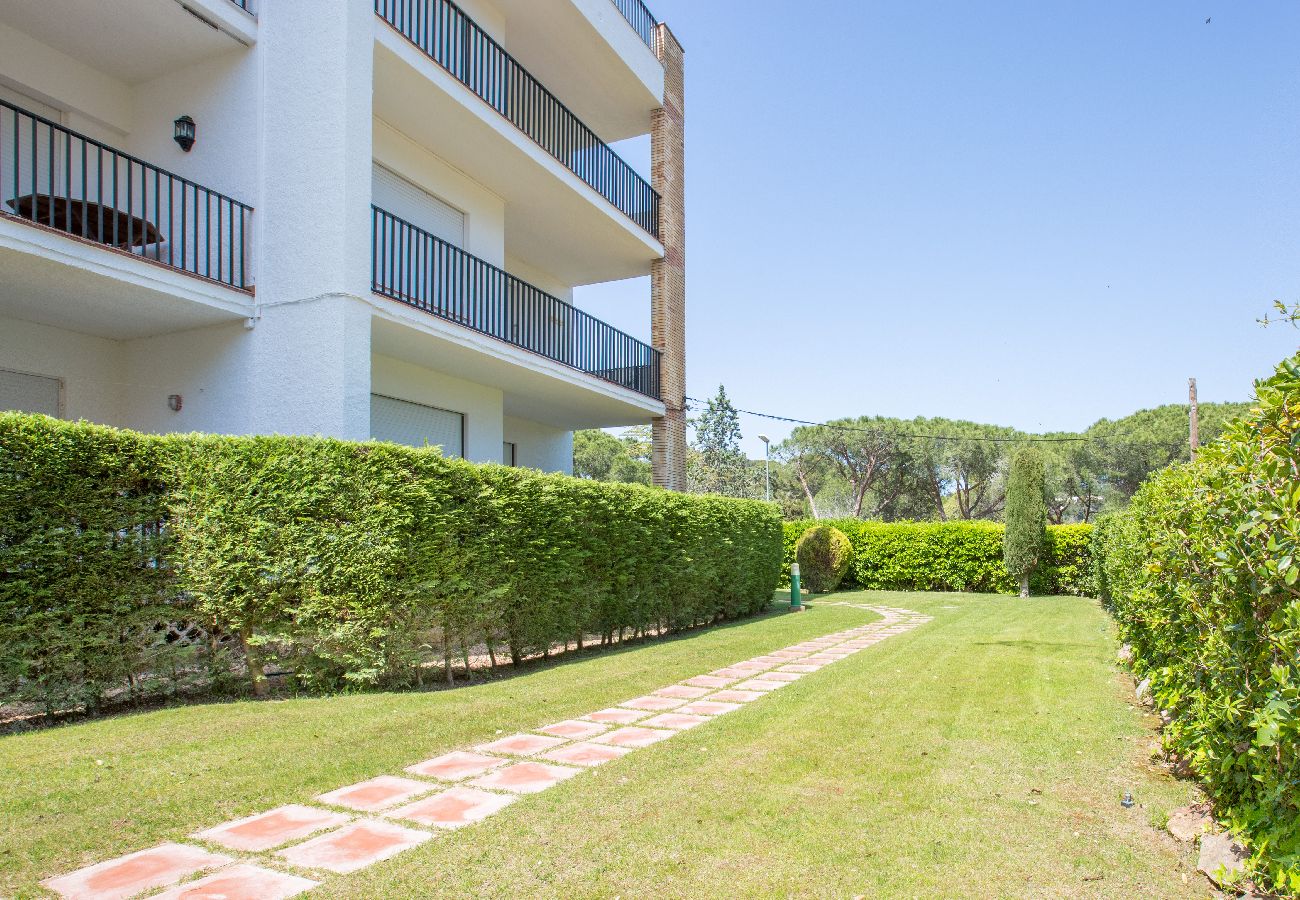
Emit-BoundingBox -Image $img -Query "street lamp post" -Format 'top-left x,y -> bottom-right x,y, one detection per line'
758,434 -> 771,502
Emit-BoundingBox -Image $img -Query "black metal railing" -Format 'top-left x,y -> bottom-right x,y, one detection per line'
375,0 -> 660,240
373,206 -> 660,400
611,0 -> 659,53
0,99 -> 253,291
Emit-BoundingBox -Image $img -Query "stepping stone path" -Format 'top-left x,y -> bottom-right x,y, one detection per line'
41,605 -> 930,899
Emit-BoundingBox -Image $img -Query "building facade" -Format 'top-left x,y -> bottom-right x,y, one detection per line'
0,0 -> 686,483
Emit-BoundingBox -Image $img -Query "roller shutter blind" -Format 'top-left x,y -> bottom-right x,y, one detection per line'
0,369 -> 61,416
372,163 -> 465,248
370,394 -> 464,458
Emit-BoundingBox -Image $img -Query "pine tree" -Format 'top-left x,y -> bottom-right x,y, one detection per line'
1003,446 -> 1047,597
688,385 -> 751,496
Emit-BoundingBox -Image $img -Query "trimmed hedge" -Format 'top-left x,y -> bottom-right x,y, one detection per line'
0,414 -> 782,710
1093,354 -> 1300,893
781,520 -> 1093,596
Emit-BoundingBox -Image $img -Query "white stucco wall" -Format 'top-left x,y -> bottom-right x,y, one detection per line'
0,316 -> 123,423
372,352 -> 504,464
119,321 -> 251,435
504,415 -> 573,474
0,21 -> 131,136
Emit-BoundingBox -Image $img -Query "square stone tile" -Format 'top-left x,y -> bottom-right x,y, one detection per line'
620,695 -> 685,711
540,741 -> 633,767
468,761 -> 582,794
41,843 -> 234,900
652,684 -> 711,699
195,805 -> 349,853
582,707 -> 650,725
149,864 -> 318,900
803,654 -> 843,664
735,679 -> 787,692
315,775 -> 433,813
778,664 -> 823,674
682,675 -> 736,689
406,750 -> 507,782
748,655 -> 786,665
710,667 -> 758,679
276,820 -> 431,875
708,689 -> 764,703
768,650 -> 806,660
733,661 -> 772,672
476,733 -> 569,757
677,700 -> 743,716
761,671 -> 803,682
537,719 -> 609,740
639,713 -> 711,730
386,786 -> 515,829
590,726 -> 676,749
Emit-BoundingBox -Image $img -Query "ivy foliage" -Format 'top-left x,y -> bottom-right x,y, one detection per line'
0,415 -> 782,710
794,525 -> 853,593
1093,353 -> 1300,894
782,520 -> 1093,596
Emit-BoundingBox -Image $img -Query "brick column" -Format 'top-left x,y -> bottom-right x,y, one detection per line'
651,23 -> 688,491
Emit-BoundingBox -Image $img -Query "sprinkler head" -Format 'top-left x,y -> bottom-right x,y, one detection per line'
1120,791 -> 1135,808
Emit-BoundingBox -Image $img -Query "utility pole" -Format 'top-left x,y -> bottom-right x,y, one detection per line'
1189,377 -> 1199,462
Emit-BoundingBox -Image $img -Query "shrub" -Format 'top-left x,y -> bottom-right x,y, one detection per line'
794,525 -> 853,593
782,519 -> 1093,596
1004,447 -> 1047,596
0,415 -> 783,709
1093,354 -> 1300,893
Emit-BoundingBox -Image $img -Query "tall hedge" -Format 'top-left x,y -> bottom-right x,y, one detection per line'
1093,354 -> 1300,893
781,519 -> 1093,596
0,415 -> 783,710
1003,447 -> 1048,597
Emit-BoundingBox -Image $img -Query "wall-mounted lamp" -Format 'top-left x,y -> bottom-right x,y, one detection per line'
173,115 -> 196,152
167,394 -> 183,412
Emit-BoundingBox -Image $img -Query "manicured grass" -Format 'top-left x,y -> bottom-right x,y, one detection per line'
1,592 -> 1208,898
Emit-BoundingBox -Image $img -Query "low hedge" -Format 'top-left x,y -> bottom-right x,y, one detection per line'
0,414 -> 782,711
781,519 -> 1093,596
1093,354 -> 1300,893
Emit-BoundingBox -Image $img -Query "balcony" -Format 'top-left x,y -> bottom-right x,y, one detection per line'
610,0 -> 659,53
372,206 -> 660,400
374,0 -> 659,240
1,99 -> 253,292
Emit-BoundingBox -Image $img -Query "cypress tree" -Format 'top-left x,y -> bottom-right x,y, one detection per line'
1004,446 -> 1047,597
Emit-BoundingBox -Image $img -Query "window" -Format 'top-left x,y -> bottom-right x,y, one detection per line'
503,442 -> 517,467
0,369 -> 62,416
372,163 -> 465,247
370,394 -> 464,457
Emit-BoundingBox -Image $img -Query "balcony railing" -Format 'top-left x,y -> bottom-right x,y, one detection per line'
373,206 -> 660,400
1,99 -> 253,291
375,0 -> 660,240
611,0 -> 659,53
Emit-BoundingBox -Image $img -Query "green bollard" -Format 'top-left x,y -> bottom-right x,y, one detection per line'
790,562 -> 802,611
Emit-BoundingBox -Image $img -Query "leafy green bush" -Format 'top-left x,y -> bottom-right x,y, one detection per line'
782,519 -> 1092,596
1093,354 -> 1300,893
0,415 -> 783,709
794,525 -> 853,593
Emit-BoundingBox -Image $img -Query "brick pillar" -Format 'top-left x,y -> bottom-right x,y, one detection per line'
651,24 -> 688,491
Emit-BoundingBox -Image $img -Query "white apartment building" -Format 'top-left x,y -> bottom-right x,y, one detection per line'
0,0 -> 688,484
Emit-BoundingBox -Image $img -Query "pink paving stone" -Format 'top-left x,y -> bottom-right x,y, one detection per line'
639,713 -> 711,730
315,775 -> 433,812
768,650 -> 806,660
582,707 -> 650,725
652,684 -> 712,699
276,820 -> 431,875
778,664 -> 823,674
677,700 -> 743,716
386,786 -> 515,829
708,689 -> 764,703
735,679 -> 787,692
537,719 -> 609,740
682,675 -> 736,689
149,864 -> 318,900
405,750 -> 507,782
590,726 -> 676,749
620,695 -> 686,711
733,661 -> 773,671
476,733 -> 569,757
710,667 -> 759,679
41,843 -> 234,900
194,805 -> 350,853
539,741 -> 633,767
758,671 -> 803,682
468,761 -> 582,794
749,655 -> 787,664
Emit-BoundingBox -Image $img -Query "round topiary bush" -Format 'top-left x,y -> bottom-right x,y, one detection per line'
795,525 -> 853,593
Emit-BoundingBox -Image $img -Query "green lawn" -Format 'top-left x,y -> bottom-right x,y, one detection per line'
1,592 -> 1208,898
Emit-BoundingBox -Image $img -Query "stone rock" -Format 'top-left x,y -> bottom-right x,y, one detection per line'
1197,832 -> 1248,888
1167,805 -> 1212,842
1135,677 -> 1151,702
1117,643 -> 1134,664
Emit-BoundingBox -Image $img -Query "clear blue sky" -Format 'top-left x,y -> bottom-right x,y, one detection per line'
574,1 -> 1300,457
